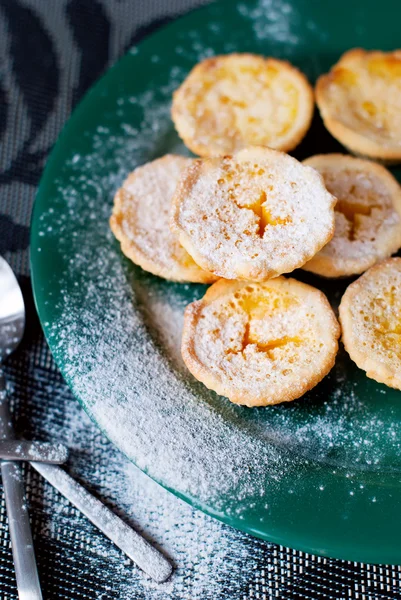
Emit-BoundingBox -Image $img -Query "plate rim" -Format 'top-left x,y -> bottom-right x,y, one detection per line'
30,0 -> 401,565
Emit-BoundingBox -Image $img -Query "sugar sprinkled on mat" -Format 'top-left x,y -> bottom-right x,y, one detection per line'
26,366 -> 267,599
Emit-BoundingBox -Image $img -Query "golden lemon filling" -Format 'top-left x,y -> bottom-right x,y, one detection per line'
216,160 -> 293,238
367,55 -> 401,78
331,66 -> 358,86
366,288 -> 401,360
335,198 -> 378,241
185,62 -> 299,142
322,168 -> 392,237
215,286 -> 307,364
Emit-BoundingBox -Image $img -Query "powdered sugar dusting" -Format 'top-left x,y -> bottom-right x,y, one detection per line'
111,154 -> 214,282
38,72 -> 297,513
33,22 -> 401,566
174,149 -> 336,280
238,0 -> 299,45
29,365 -> 269,600
183,279 -> 339,406
340,258 -> 401,387
303,156 -> 401,276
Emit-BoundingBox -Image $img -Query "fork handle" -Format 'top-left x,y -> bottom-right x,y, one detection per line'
1,462 -> 42,600
31,462 -> 173,583
0,373 -> 42,600
0,440 -> 68,464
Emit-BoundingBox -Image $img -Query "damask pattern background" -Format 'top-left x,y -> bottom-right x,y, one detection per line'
0,1 -> 400,598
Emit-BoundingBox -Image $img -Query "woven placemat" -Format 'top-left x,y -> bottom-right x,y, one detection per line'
0,1 -> 400,598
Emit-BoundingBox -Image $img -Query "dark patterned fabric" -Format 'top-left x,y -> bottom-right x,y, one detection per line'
1,1 -> 401,598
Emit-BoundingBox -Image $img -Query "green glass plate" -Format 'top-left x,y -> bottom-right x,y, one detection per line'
31,0 -> 401,564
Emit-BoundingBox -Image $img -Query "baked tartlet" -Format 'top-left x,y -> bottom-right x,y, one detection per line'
182,278 -> 340,406
172,53 -> 314,157
316,49 -> 401,163
302,154 -> 401,277
110,155 -> 217,283
339,258 -> 401,390
171,146 -> 336,281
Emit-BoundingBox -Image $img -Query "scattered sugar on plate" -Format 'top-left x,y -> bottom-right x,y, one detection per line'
35,46 -> 401,540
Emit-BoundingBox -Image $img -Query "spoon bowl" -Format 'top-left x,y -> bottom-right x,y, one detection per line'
0,256 -> 42,598
0,256 -> 25,362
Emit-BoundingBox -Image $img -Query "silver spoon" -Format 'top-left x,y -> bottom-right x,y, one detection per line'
0,255 -> 43,599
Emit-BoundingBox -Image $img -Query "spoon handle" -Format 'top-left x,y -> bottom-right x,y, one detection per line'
0,373 -> 42,600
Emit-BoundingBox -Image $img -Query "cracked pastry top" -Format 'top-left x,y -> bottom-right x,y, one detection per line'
302,154 -> 401,278
171,146 -> 336,282
182,278 -> 340,406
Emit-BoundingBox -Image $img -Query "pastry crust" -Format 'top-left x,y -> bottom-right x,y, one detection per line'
302,154 -> 401,277
171,146 -> 336,281
339,258 -> 401,389
316,49 -> 401,163
110,155 -> 217,283
182,278 -> 340,407
172,53 -> 314,157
